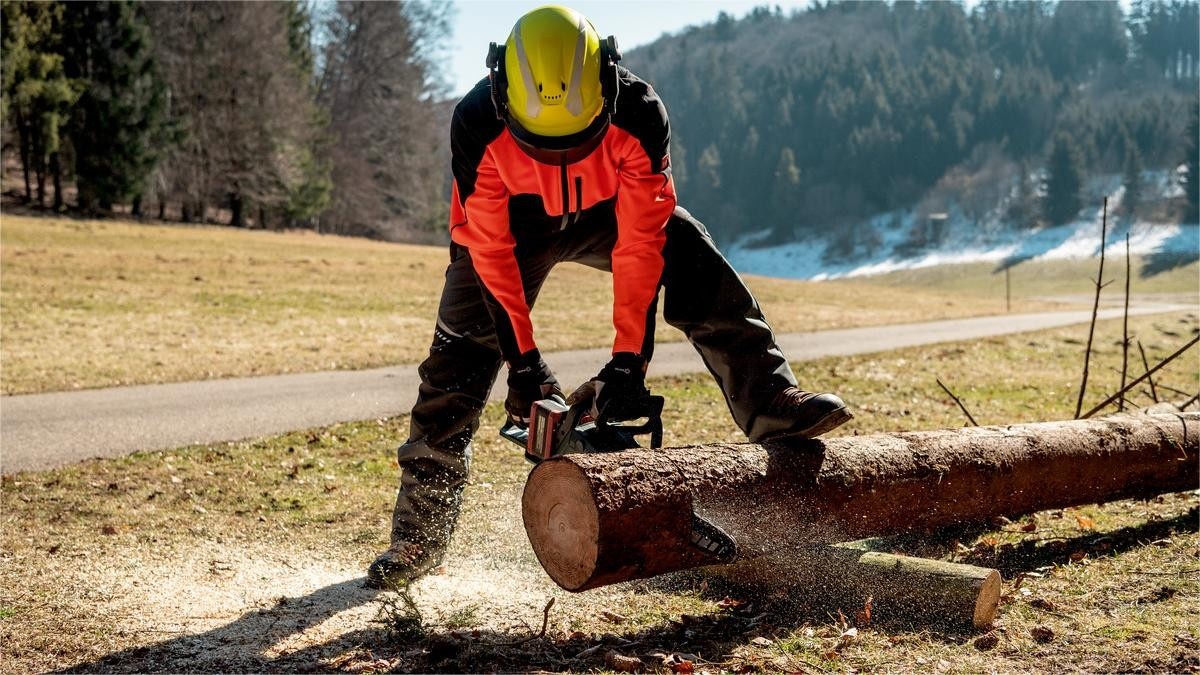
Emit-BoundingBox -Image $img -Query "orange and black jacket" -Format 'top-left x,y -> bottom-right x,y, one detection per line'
449,67 -> 677,363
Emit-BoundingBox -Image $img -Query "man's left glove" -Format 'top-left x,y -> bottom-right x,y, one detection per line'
567,352 -> 649,420
506,349 -> 564,425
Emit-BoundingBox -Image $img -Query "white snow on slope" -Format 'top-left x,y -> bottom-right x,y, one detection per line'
727,174 -> 1199,281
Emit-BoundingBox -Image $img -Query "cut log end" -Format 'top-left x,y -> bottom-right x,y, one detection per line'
974,569 -> 1002,629
522,460 -> 599,591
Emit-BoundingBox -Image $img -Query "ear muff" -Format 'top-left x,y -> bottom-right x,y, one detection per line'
487,42 -> 508,120
486,35 -> 620,121
599,35 -> 621,115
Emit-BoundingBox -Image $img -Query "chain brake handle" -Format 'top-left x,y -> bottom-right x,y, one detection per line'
592,393 -> 664,449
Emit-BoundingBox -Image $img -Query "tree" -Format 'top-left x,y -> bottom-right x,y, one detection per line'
1,1 -> 78,208
1185,106 -> 1199,223
1043,133 -> 1084,225
1121,142 -> 1143,220
316,1 -> 449,240
60,1 -> 168,213
144,1 -> 327,226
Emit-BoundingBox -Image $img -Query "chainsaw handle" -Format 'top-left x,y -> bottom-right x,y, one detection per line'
595,394 -> 664,449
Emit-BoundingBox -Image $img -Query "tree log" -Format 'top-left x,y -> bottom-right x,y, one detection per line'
719,542 -> 1002,629
522,412 -> 1197,592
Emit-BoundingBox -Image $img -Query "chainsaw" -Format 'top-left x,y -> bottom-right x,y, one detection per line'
501,391 -> 737,563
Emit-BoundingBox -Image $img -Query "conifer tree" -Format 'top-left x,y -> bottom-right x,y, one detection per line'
1,1 -> 78,208
60,1 -> 168,212
1043,133 -> 1085,225
1121,142 -> 1143,220
1184,107 -> 1199,223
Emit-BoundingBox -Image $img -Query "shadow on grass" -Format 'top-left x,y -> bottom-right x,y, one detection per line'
58,577 -> 389,673
1141,225 -> 1200,278
992,224 -> 1077,272
58,507 -> 1198,673
960,506 -> 1199,577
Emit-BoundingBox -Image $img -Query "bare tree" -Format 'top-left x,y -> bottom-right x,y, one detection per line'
145,1 -> 324,226
317,0 -> 449,240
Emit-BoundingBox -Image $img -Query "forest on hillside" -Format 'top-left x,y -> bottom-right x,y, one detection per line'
624,0 -> 1199,244
2,1 -> 1198,246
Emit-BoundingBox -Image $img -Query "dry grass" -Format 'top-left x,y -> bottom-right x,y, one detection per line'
2,311 -> 1197,673
0,214 -> 1081,395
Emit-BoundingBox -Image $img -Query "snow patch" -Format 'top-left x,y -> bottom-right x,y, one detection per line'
727,173 -> 1199,280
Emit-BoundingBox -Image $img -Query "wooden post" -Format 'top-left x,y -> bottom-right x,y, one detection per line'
523,413 -> 1197,593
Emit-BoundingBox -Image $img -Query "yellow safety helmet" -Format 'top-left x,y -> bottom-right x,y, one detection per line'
487,5 -> 621,163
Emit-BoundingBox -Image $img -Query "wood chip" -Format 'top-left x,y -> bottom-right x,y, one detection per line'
604,650 -> 643,673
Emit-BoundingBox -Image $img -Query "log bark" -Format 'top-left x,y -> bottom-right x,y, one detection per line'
522,412 -> 1198,592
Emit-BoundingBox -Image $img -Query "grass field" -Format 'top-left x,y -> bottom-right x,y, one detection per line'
9,214 -> 1179,395
2,311 -> 1196,673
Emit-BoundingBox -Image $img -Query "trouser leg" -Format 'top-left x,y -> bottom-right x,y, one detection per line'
389,242 -> 556,550
658,208 -> 798,441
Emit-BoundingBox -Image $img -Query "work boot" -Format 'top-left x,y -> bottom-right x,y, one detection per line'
366,540 -> 445,590
364,438 -> 470,589
759,387 -> 852,441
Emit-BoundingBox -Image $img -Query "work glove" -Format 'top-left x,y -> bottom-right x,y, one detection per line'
567,352 -> 649,421
505,349 -> 563,425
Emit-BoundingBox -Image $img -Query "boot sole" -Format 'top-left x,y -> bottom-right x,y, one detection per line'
766,406 -> 853,442
364,550 -> 445,590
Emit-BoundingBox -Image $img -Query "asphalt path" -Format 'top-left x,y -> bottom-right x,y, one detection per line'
1,304 -> 1190,474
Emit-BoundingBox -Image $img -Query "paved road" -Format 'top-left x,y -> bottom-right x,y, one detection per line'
2,304 -> 1191,474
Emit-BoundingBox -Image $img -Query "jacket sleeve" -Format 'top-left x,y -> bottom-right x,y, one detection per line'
447,107 -> 536,360
611,95 -> 677,356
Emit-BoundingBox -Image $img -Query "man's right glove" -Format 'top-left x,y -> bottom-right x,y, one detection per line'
567,352 -> 649,421
505,349 -> 563,425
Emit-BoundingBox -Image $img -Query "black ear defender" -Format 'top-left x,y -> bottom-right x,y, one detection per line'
599,35 -> 621,115
486,35 -> 621,120
486,41 -> 508,120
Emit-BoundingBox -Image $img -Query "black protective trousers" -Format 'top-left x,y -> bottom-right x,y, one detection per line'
388,202 -> 798,548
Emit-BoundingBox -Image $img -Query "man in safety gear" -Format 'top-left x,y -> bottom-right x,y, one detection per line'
366,5 -> 851,589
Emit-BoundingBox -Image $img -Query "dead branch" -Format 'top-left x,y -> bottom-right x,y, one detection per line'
1082,334 -> 1199,418
491,598 -> 555,647
1075,198 -> 1109,419
1181,391 -> 1200,411
1120,233 -> 1131,412
1145,382 -> 1193,399
1138,340 -> 1159,403
936,376 -> 979,426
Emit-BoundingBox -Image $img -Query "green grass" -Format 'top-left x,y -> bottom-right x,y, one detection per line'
1,311 -> 1196,672
0,213 -> 1091,395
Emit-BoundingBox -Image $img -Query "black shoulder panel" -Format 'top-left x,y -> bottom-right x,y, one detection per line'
451,77 -> 507,206
610,67 -> 671,174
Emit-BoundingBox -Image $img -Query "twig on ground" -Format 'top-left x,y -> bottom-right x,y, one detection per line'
1075,198 -> 1108,419
1130,568 -> 1200,576
936,376 -> 979,426
492,598 -> 555,647
1120,233 -> 1131,412
1082,335 -> 1200,418
1138,340 -> 1159,403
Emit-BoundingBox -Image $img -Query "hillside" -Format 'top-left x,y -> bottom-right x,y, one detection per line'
623,0 -> 1199,246
727,172 -> 1200,279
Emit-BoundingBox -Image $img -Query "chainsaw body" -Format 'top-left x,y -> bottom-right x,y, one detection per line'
501,391 -> 737,563
500,394 -> 664,463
